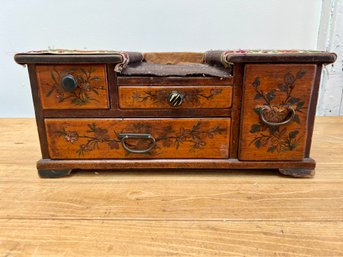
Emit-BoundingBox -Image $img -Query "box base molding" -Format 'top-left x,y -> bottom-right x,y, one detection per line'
37,158 -> 316,178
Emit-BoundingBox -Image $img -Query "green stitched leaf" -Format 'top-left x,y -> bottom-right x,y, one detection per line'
255,139 -> 262,148
254,93 -> 263,100
268,126 -> 278,135
289,97 -> 301,105
50,72 -> 58,84
289,130 -> 299,139
297,101 -> 305,109
266,90 -> 276,102
46,88 -> 55,97
252,77 -> 260,88
284,72 -> 295,85
267,146 -> 277,153
80,68 -> 88,76
293,114 -> 300,124
296,70 -> 306,79
250,124 -> 261,133
278,83 -> 288,92
254,107 -> 262,115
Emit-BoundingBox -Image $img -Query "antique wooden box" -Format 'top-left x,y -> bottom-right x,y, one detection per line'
15,50 -> 336,178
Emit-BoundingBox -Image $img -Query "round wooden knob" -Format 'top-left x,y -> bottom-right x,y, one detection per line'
168,91 -> 184,107
61,74 -> 77,92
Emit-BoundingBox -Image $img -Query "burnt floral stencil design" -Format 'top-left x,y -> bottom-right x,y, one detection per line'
44,66 -> 105,105
132,88 -> 223,105
57,122 -> 227,156
249,70 -> 306,153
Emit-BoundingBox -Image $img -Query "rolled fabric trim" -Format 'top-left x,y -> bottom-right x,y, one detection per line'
127,51 -> 144,63
114,51 -> 144,73
204,51 -> 226,67
114,52 -> 129,73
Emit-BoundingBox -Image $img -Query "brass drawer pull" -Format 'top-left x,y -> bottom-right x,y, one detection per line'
259,106 -> 295,126
118,133 -> 156,154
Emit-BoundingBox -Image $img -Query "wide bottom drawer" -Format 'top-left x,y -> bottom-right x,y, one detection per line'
45,118 -> 231,159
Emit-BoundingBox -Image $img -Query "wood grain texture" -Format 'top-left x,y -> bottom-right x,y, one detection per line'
240,64 -> 317,160
143,52 -> 204,64
0,117 -> 343,256
36,158 -> 316,171
36,64 -> 109,109
45,118 -> 231,159
1,220 -> 342,257
229,63 -> 243,158
119,86 -> 232,109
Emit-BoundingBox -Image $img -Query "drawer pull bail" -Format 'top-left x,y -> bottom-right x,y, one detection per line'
118,133 -> 156,154
259,105 -> 295,126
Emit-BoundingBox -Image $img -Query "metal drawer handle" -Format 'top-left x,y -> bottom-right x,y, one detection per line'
259,106 -> 296,126
61,74 -> 78,92
118,133 -> 156,154
168,91 -> 184,107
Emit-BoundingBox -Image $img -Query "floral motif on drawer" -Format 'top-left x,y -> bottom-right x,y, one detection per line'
239,64 -> 317,161
45,118 -> 231,159
36,64 -> 108,109
119,86 -> 232,109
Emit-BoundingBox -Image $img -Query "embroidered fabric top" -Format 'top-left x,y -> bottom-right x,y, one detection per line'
16,49 -> 335,74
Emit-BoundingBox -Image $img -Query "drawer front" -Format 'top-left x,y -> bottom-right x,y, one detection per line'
119,86 -> 232,109
239,64 -> 317,160
36,64 -> 109,109
45,118 -> 231,159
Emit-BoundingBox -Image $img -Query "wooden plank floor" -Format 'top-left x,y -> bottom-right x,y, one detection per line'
0,117 -> 342,256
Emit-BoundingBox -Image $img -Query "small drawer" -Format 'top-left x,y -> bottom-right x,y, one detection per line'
119,86 -> 232,109
45,118 -> 231,159
36,64 -> 109,109
118,76 -> 233,109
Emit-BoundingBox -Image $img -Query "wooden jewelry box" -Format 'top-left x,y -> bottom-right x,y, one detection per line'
15,50 -> 336,178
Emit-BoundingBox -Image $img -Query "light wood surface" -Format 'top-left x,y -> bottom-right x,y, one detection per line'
0,117 -> 342,256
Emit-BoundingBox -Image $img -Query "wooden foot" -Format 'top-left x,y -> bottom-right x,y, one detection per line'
279,168 -> 315,178
38,169 -> 72,178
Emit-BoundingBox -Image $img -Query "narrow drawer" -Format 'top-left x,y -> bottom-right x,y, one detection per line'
119,86 -> 232,109
45,118 -> 231,159
36,64 -> 109,109
118,76 -> 232,109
